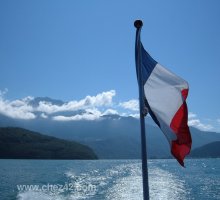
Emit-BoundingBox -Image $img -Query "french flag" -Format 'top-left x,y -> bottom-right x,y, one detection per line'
137,44 -> 192,167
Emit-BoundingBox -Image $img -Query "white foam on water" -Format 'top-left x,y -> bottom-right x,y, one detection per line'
149,168 -> 187,200
106,163 -> 188,200
65,171 -> 75,179
63,162 -> 143,199
106,162 -> 142,200
63,169 -> 105,199
16,169 -> 98,200
17,190 -> 93,200
16,161 -> 189,200
17,191 -> 64,200
106,172 -> 143,200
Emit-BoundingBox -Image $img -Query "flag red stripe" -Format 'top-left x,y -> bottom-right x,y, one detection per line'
181,89 -> 188,101
170,89 -> 192,166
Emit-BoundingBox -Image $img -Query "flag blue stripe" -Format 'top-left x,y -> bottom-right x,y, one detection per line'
141,44 -> 157,84
139,44 -> 160,127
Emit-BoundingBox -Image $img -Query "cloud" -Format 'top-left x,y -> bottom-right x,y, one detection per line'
36,90 -> 116,114
53,108 -> 101,121
1,89 -> 145,122
0,90 -> 35,120
53,114 -> 99,121
0,98 -> 36,120
128,113 -> 140,119
119,99 -> 139,111
188,112 -> 213,131
102,109 -> 119,116
188,119 -> 213,131
53,108 -> 120,121
40,113 -> 48,119
188,112 -> 197,119
2,89 -> 216,130
84,90 -> 116,107
0,90 -> 116,120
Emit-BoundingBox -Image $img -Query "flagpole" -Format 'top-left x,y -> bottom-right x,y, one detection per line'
134,20 -> 150,200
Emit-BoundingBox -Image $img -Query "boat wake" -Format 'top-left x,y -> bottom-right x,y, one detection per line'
17,160 -> 188,200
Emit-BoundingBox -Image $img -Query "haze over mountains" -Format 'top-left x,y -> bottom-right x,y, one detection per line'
0,97 -> 220,159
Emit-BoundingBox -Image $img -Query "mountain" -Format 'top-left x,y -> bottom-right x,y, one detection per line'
11,114 -> 171,159
189,141 -> 220,158
0,127 -> 97,159
1,96 -> 220,159
28,97 -> 64,107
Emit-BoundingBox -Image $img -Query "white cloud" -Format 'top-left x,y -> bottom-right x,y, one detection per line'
0,90 -> 35,120
129,113 -> 140,119
52,115 -> 71,121
37,101 -> 64,114
53,108 -> 101,121
84,90 -> 116,107
36,90 -> 116,114
53,114 -> 99,121
187,113 -> 220,132
119,99 -> 139,111
52,108 -> 121,122
188,112 -> 197,119
0,90 -> 115,120
40,113 -> 48,119
102,109 -> 119,116
2,90 -> 216,129
0,98 -> 36,120
188,119 -> 213,131
120,112 -> 140,119
188,113 -> 214,131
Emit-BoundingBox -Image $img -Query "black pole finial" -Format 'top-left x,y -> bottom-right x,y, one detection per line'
134,20 -> 143,28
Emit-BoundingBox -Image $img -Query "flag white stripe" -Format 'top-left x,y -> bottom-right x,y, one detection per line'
144,64 -> 188,142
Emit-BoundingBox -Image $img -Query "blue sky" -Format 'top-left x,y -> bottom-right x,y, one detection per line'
0,0 -> 220,132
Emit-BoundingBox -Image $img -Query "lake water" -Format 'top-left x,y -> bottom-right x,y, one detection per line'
0,159 -> 219,200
